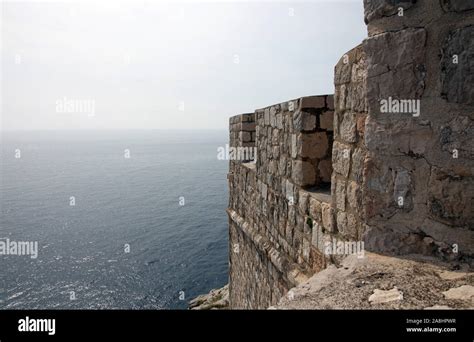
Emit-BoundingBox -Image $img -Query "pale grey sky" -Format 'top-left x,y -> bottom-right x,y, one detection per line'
1,0 -> 366,130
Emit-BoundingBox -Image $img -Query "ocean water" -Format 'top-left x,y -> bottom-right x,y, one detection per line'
0,130 -> 229,309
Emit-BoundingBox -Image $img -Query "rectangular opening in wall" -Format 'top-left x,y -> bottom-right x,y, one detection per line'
292,95 -> 334,191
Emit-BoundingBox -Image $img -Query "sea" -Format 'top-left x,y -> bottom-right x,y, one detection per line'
0,130 -> 229,309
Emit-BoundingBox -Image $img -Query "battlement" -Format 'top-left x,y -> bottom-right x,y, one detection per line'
227,0 -> 474,309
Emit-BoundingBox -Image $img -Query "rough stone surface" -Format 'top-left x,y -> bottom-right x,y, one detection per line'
275,253 -> 474,309
441,0 -> 474,12
293,110 -> 316,132
363,0 -> 416,24
292,160 -> 316,187
442,285 -> 474,302
365,28 -> 427,108
368,287 -> 403,304
440,25 -> 474,105
189,285 -> 229,310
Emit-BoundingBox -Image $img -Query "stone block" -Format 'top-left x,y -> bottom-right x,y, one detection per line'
347,181 -> 361,210
291,134 -> 297,158
298,190 -> 309,215
300,96 -> 326,109
326,96 -> 334,110
332,142 -> 351,177
291,160 -> 316,187
335,180 -> 347,211
320,111 -> 334,131
318,159 -> 333,183
299,132 -> 329,159
350,147 -> 365,183
321,202 -> 335,232
428,167 -> 474,226
363,0 -> 416,24
340,112 -> 357,143
240,122 -> 256,132
285,179 -> 295,202
309,197 -> 322,222
264,108 -> 270,125
293,110 -> 316,132
336,211 -> 347,235
365,28 -> 427,108
440,25 -> 474,105
276,113 -> 283,129
441,0 -> 474,12
239,131 -> 251,142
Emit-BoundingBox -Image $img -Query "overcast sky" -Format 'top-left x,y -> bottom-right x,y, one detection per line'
2,0 -> 366,130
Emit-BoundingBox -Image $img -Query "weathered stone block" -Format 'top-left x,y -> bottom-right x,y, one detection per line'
261,182 -> 268,200
336,180 -> 347,211
335,59 -> 352,85
300,96 -> 326,109
332,142 -> 351,177
428,167 -> 474,226
440,25 -> 474,105
336,211 -> 347,235
239,131 -> 252,142
363,0 -> 416,24
298,190 -> 309,215
285,179 -> 295,202
346,213 -> 359,240
291,134 -> 297,158
318,159 -> 333,184
293,110 -> 316,132
299,132 -> 329,159
264,108 -> 270,125
441,0 -> 474,12
356,114 -> 367,139
393,169 -> 412,210
347,181 -> 361,211
340,112 -> 357,143
321,202 -> 335,233
326,96 -> 335,110
350,147 -> 365,183
337,84 -> 347,111
320,111 -> 334,131
276,113 -> 283,129
291,160 -> 316,187
309,197 -> 322,222
270,112 -> 276,127
365,28 -> 427,109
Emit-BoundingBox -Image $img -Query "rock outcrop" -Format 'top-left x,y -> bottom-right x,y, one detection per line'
274,252 -> 473,309
189,285 -> 229,310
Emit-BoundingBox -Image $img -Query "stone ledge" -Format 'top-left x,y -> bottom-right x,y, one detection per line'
242,162 -> 256,170
273,252 -> 474,309
306,188 -> 332,204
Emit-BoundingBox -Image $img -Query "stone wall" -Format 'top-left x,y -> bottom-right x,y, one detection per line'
227,0 -> 474,309
228,96 -> 334,308
331,44 -> 368,247
359,0 -> 474,262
